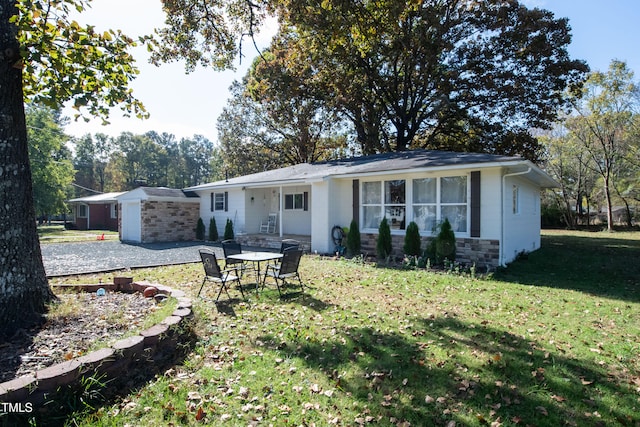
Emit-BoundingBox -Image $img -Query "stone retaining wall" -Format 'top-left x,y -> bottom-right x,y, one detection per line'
0,281 -> 193,407
360,233 -> 500,268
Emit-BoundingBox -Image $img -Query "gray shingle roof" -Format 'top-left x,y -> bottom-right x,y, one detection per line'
186,149 -> 551,190
138,187 -> 199,198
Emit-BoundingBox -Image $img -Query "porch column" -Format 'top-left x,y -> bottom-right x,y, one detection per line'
279,185 -> 283,237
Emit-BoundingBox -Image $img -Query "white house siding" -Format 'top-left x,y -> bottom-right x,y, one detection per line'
198,188 -> 245,238
479,169 -> 503,240
281,185 -> 312,235
244,188 -> 274,234
501,175 -> 541,265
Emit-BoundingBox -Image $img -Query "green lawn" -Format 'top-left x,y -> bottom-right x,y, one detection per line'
38,225 -> 118,243
41,231 -> 640,426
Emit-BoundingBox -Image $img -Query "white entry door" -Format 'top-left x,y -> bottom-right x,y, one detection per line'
121,201 -> 141,242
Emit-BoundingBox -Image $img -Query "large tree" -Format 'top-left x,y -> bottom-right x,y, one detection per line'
1,0 -> 144,339
566,60 -> 639,231
273,0 -> 589,157
26,105 -> 75,219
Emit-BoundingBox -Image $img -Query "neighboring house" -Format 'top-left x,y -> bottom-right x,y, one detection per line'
67,192 -> 125,231
116,187 -> 200,243
185,150 -> 558,267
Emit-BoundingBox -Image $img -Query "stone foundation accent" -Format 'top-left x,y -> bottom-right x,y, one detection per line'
360,233 -> 500,268
140,201 -> 199,243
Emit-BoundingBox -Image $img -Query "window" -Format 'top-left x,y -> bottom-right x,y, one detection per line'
441,176 -> 467,233
362,175 -> 469,234
110,203 -> 118,219
512,185 -> 520,214
285,193 -> 304,210
361,180 -> 406,230
412,177 -> 437,232
78,204 -> 87,218
212,192 -> 226,211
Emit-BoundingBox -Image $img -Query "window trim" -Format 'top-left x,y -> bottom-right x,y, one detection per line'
77,204 -> 88,218
360,174 -> 470,236
284,193 -> 304,210
212,192 -> 226,212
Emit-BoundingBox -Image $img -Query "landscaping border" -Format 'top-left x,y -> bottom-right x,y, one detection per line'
0,279 -> 193,407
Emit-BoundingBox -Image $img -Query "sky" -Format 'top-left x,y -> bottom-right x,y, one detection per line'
63,0 -> 640,144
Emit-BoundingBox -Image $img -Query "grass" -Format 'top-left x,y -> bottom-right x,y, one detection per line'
38,225 -> 119,243
44,230 -> 640,426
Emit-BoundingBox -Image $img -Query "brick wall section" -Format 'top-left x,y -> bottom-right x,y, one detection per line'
140,201 -> 199,243
360,233 -> 500,268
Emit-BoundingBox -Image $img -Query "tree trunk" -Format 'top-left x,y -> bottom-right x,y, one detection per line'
0,1 -> 56,340
603,177 -> 614,232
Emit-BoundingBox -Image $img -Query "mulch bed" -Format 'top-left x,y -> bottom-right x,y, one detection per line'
0,291 -> 157,384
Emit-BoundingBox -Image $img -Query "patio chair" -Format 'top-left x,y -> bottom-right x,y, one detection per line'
279,239 -> 300,253
259,212 -> 278,234
263,248 -> 304,297
222,239 -> 246,276
197,249 -> 244,301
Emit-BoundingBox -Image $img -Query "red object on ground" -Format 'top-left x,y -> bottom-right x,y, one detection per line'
143,287 -> 158,298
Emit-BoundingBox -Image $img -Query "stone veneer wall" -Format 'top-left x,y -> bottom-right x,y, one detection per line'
360,233 -> 500,269
141,201 -> 200,243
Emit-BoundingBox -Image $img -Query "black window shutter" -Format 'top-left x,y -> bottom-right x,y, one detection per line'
470,171 -> 481,237
210,193 -> 214,212
352,179 -> 360,226
224,191 -> 228,212
303,192 -> 309,211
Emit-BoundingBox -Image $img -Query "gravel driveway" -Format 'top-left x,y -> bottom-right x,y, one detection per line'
41,241 -> 224,277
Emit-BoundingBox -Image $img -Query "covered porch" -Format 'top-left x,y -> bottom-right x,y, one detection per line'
236,233 -> 311,252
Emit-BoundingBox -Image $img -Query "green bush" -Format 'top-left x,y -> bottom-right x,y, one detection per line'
223,219 -> 234,240
208,217 -> 219,241
346,219 -> 361,257
403,221 -> 421,257
376,217 -> 392,259
424,218 -> 456,265
195,218 -> 205,240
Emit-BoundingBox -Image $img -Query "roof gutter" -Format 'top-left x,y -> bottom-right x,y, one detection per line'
500,167 -> 532,267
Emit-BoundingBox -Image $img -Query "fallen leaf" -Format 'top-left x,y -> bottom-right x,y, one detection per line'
195,407 -> 205,421
536,406 -> 548,416
551,395 -> 566,402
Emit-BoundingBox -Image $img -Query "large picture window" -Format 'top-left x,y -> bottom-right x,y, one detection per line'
361,175 -> 468,234
362,180 -> 406,230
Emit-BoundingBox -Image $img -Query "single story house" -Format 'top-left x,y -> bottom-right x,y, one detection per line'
67,192 -> 125,231
185,150 -> 557,267
116,187 -> 200,243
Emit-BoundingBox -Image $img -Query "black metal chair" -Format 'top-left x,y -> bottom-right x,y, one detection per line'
279,239 -> 300,253
197,249 -> 244,301
222,239 -> 245,276
263,248 -> 304,296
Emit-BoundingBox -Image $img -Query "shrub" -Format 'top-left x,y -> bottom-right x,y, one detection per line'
346,219 -> 361,257
223,219 -> 234,240
376,217 -> 392,259
403,221 -> 421,257
424,218 -> 456,265
195,218 -> 205,240
208,217 -> 219,241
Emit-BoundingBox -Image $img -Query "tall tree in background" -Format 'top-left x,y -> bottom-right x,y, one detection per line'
73,132 -> 116,194
566,60 -> 639,231
1,0 -> 144,338
26,105 -> 75,219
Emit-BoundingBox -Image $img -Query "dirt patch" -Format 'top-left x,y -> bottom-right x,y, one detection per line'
0,291 -> 157,383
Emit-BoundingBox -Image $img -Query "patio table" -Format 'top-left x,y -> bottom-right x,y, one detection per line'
226,251 -> 283,291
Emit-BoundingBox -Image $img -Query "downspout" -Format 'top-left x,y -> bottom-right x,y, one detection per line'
500,168 -> 531,266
